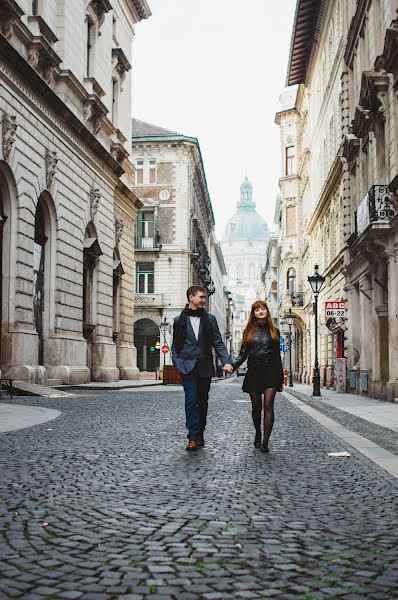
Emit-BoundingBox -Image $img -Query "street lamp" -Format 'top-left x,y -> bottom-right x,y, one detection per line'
287,308 -> 294,387
307,264 -> 325,396
159,316 -> 169,386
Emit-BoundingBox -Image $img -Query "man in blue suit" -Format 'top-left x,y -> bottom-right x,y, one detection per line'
171,285 -> 233,451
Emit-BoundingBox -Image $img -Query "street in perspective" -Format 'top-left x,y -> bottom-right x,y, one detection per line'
1,0 -> 398,598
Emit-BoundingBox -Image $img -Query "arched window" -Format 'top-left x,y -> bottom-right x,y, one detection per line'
287,268 -> 296,294
83,223 -> 102,340
33,201 -> 47,365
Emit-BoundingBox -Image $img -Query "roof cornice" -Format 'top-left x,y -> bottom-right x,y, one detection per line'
129,0 -> 151,22
286,0 -> 325,86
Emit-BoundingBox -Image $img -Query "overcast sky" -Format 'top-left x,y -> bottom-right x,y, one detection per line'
132,0 -> 297,239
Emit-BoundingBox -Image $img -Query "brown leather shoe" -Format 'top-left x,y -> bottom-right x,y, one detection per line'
197,434 -> 205,448
186,439 -> 198,451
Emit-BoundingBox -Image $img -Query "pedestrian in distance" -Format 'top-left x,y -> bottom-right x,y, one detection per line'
171,285 -> 233,451
232,300 -> 284,453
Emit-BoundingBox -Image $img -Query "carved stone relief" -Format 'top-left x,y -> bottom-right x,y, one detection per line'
90,187 -> 101,221
1,113 -> 17,163
45,149 -> 58,191
114,217 -> 124,247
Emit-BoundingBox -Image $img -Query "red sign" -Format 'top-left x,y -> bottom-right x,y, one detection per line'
161,345 -> 169,354
325,301 -> 346,318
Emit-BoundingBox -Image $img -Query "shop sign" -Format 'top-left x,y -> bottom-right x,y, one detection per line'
325,301 -> 346,318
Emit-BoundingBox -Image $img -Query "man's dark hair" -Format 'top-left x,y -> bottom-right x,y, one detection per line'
186,285 -> 207,301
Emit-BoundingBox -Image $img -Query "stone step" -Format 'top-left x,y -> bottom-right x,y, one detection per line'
47,378 -> 64,387
10,381 -> 73,398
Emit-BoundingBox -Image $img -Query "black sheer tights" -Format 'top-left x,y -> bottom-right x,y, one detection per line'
250,388 -> 276,447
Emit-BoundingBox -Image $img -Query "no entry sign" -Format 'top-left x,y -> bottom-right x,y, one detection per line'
161,345 -> 169,354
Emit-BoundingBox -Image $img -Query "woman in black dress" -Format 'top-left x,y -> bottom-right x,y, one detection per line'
233,300 -> 284,453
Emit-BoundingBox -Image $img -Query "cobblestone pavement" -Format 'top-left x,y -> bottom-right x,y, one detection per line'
285,388 -> 398,457
1,380 -> 398,600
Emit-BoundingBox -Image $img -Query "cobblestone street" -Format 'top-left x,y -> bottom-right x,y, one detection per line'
1,379 -> 398,600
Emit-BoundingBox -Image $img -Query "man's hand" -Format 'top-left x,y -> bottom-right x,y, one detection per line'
223,364 -> 233,374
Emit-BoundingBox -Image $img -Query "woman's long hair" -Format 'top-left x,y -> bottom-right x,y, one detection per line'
242,300 -> 279,345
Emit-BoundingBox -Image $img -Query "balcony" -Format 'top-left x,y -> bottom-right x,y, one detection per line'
135,232 -> 162,251
134,293 -> 164,308
356,185 -> 397,236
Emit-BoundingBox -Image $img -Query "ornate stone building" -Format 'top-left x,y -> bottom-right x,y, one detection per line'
131,119 -> 225,374
0,0 -> 150,384
281,0 -> 398,400
221,177 -> 270,356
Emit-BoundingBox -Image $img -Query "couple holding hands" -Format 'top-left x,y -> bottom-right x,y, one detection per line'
171,286 -> 284,453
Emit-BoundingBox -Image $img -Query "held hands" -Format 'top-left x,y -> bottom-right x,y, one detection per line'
223,364 -> 234,374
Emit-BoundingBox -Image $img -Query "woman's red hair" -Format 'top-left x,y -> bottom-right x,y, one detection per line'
242,300 -> 279,345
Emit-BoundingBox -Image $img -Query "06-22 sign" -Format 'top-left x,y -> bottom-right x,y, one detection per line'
325,301 -> 346,318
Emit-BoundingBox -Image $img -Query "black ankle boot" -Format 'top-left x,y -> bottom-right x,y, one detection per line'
254,432 -> 261,448
261,443 -> 269,453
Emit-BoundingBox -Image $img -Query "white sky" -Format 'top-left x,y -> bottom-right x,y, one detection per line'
132,0 -> 297,239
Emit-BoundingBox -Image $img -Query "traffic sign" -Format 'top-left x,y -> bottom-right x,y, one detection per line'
161,345 -> 169,354
149,346 -> 155,352
283,344 -> 290,352
155,341 -> 161,349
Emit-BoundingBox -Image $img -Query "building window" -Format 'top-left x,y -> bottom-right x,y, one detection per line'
32,0 -> 39,15
86,19 -> 95,77
285,146 -> 295,175
286,205 -> 295,236
137,262 -> 154,294
149,159 -> 157,184
111,79 -> 120,125
112,16 -> 118,44
287,268 -> 296,294
136,210 -> 155,248
136,159 -> 144,184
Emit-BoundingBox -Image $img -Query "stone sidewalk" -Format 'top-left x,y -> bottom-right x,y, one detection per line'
287,382 -> 398,431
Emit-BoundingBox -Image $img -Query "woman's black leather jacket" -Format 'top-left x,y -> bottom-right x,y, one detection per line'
233,322 -> 283,374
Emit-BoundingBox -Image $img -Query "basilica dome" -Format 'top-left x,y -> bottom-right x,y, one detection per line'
222,177 -> 270,242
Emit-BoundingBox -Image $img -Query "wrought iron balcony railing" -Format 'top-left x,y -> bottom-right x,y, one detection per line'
135,232 -> 161,250
356,185 -> 396,236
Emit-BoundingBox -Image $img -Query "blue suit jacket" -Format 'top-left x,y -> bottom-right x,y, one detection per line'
171,313 -> 231,377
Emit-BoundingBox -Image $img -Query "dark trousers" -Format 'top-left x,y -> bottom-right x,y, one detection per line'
181,366 -> 211,440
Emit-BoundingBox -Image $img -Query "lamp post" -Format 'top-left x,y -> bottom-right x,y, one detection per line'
287,308 -> 294,387
307,264 -> 325,396
159,316 -> 168,386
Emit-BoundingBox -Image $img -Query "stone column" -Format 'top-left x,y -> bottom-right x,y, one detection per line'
386,250 -> 398,401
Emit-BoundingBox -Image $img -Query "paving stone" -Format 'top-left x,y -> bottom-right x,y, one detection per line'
0,384 -> 398,599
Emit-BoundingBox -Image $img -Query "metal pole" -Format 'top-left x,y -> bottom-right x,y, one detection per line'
288,323 -> 293,387
313,293 -> 321,396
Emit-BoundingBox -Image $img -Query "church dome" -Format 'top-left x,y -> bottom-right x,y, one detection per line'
223,177 -> 270,242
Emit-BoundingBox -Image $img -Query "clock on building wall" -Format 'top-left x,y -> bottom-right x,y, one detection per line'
159,190 -> 170,201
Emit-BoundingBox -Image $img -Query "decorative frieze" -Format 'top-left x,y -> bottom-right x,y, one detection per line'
45,149 -> 58,191
27,37 -> 61,85
1,112 -> 17,163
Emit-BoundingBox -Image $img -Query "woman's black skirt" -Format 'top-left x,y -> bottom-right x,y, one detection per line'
242,365 -> 282,393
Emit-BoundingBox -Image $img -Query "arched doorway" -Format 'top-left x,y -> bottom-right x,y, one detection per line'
83,222 -> 102,373
134,318 -> 160,372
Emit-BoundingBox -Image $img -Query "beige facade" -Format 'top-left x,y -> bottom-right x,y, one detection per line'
130,119 -> 223,374
0,0 -> 150,384
280,0 -> 398,399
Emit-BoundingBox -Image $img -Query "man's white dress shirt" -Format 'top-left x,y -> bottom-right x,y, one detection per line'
190,316 -> 200,341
